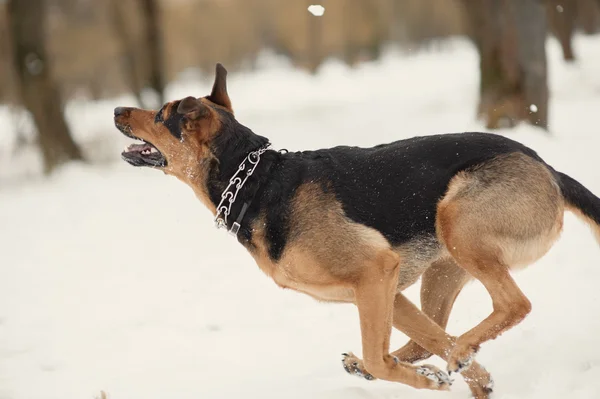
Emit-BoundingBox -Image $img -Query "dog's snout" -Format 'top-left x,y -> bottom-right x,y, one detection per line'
114,107 -> 131,118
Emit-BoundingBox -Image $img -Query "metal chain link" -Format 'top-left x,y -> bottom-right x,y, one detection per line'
214,143 -> 271,234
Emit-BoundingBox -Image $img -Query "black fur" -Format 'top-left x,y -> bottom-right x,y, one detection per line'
205,118 -> 546,261
556,171 -> 600,225
158,101 -> 184,140
206,110 -> 275,245
154,106 -> 165,124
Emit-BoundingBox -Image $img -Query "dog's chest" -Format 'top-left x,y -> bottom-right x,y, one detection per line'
250,251 -> 355,303
272,270 -> 355,303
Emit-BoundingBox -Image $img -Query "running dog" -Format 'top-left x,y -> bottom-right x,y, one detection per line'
113,64 -> 600,398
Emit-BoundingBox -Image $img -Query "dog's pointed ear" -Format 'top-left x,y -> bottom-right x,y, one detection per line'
207,63 -> 232,112
177,96 -> 210,120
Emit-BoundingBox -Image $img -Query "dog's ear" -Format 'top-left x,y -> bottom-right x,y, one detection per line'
177,96 -> 210,120
207,63 -> 232,112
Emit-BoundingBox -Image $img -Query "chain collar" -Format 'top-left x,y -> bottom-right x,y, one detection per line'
214,143 -> 272,236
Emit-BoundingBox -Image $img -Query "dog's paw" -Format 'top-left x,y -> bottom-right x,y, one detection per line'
416,364 -> 453,390
341,352 -> 375,381
464,367 -> 494,399
447,342 -> 479,374
481,376 -> 494,396
467,379 -> 493,399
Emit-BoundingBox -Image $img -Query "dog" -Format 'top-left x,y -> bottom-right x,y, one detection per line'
114,64 -> 600,398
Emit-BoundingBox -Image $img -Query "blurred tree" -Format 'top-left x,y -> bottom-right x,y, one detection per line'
462,0 -> 548,130
547,0 -> 576,61
342,0 -> 384,66
8,0 -> 83,174
0,3 -> 12,103
307,0 -> 323,74
109,0 -> 146,108
577,0 -> 600,34
110,0 -> 164,108
140,0 -> 165,107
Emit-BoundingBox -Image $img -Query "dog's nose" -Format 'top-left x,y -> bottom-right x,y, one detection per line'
114,107 -> 130,117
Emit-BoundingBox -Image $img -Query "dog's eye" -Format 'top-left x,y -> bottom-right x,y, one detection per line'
155,107 -> 165,124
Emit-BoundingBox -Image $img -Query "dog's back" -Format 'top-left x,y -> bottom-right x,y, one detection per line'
260,132 -> 544,253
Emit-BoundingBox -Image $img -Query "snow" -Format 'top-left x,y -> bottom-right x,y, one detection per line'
1,35 -> 600,399
308,5 -> 325,17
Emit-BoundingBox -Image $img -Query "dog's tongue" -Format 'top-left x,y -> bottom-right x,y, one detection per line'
126,143 -> 152,153
123,143 -> 160,155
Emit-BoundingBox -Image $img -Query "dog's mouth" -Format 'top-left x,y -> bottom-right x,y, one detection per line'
117,123 -> 166,168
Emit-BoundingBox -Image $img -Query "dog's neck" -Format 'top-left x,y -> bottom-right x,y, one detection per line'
214,142 -> 273,233
204,116 -> 275,236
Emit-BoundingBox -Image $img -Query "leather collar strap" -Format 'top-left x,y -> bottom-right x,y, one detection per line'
229,157 -> 274,236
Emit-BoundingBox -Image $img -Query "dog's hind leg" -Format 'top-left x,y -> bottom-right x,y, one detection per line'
443,254 -> 532,374
436,152 -> 563,374
342,249 -> 451,391
392,258 -> 470,364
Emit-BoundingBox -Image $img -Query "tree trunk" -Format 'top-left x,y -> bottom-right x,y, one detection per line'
577,0 -> 600,34
0,4 -> 12,103
462,0 -> 548,130
109,0 -> 146,108
362,0 -> 385,62
341,0 -> 384,66
342,0 -> 360,66
306,0 -> 323,74
8,0 -> 83,174
547,0 -> 576,61
140,0 -> 166,106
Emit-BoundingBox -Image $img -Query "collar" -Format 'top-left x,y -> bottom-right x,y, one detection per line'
214,143 -> 274,236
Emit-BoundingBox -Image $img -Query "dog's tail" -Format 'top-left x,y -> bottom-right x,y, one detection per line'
556,171 -> 600,245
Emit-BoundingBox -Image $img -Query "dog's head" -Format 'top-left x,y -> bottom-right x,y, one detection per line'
114,64 -> 235,181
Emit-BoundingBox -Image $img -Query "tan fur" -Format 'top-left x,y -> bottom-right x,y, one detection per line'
248,183 -> 457,391
115,98 -> 223,214
248,183 -> 390,303
437,153 -> 564,270
347,249 -> 453,390
390,293 -> 494,399
435,152 -> 562,372
393,257 -> 470,363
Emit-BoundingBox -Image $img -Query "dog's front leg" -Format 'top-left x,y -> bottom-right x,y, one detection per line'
392,292 -> 494,399
342,250 -> 451,391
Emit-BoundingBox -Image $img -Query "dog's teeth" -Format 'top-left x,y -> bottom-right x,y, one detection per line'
150,147 -> 158,153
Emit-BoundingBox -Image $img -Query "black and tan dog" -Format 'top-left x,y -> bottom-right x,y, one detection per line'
114,64 -> 600,398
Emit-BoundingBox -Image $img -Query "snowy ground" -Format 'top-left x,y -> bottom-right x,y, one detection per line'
1,36 -> 600,399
